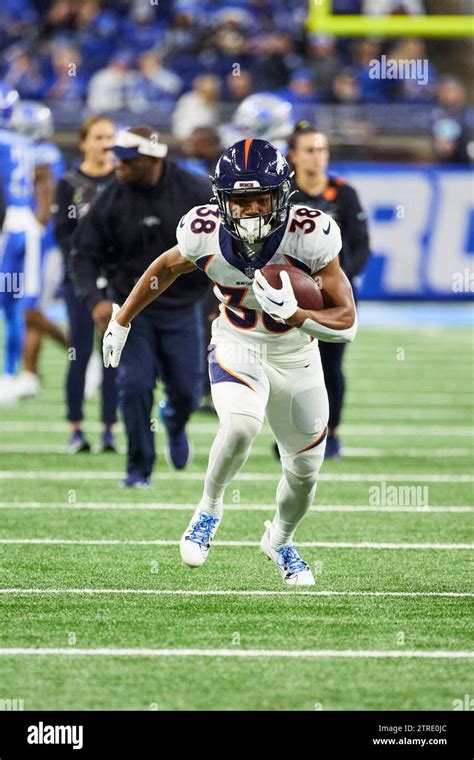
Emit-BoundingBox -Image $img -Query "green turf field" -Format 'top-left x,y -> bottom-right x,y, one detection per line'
0,324 -> 473,710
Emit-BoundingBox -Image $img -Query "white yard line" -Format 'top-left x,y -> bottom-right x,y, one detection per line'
9,396 -> 474,410
0,538 -> 472,549
0,471 -> 471,482
0,444 -> 472,458
0,647 -> 471,659
0,588 -> 472,598
0,422 -> 473,436
0,502 -> 471,513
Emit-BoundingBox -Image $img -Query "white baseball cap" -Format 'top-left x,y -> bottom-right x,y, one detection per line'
110,129 -> 168,159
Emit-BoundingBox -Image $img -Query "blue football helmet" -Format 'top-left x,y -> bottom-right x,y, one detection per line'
212,138 -> 292,245
231,93 -> 294,144
0,82 -> 20,126
11,100 -> 54,141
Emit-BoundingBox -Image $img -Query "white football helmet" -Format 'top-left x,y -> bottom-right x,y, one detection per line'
231,93 -> 294,143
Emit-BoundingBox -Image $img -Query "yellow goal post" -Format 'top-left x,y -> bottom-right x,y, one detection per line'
307,0 -> 474,36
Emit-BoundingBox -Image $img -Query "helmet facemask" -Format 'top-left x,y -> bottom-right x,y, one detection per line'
212,178 -> 292,245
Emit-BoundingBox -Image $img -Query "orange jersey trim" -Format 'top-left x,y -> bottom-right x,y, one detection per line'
215,348 -> 255,392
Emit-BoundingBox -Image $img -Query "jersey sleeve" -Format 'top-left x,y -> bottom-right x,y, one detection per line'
307,211 -> 342,273
283,206 -> 342,275
175,204 -> 220,267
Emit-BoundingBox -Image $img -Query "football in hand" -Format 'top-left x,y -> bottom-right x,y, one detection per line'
261,264 -> 324,311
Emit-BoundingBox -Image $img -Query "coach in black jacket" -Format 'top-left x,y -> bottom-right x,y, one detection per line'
287,123 -> 371,459
70,125 -> 212,486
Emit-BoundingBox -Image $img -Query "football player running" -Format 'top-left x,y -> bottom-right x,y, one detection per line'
103,139 -> 357,585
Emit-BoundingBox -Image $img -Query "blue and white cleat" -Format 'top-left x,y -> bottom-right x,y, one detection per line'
180,509 -> 220,568
120,474 -> 153,489
260,521 -> 315,586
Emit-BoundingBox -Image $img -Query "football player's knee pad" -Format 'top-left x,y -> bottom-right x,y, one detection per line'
281,445 -> 325,485
219,412 -> 263,452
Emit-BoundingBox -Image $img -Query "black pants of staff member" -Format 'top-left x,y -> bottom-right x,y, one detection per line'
63,282 -> 118,425
319,341 -> 346,430
116,305 -> 206,480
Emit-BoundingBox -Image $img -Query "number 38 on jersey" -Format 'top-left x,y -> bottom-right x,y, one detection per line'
176,203 -> 342,349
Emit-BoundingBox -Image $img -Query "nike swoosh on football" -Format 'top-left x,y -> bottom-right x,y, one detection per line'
323,221 -> 331,234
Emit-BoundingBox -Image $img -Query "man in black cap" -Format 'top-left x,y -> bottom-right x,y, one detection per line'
70,125 -> 212,486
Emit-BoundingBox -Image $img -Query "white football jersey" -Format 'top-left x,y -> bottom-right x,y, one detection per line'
176,203 -> 342,355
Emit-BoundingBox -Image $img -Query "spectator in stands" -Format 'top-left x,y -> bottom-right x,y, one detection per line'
388,38 -> 436,104
74,0 -> 120,77
0,0 -> 38,51
171,74 -> 221,140
432,76 -> 470,164
197,12 -> 250,81
330,67 -> 361,103
278,68 -> 321,105
223,69 -> 253,103
306,34 -> 343,101
161,5 -> 202,90
120,2 -> 166,53
432,118 -> 470,165
44,44 -> 86,103
352,38 -> 389,103
362,0 -> 425,14
333,0 -> 362,10
128,50 -> 182,112
248,31 -> 293,91
435,75 -> 467,116
179,126 -> 223,177
3,47 -> 49,99
39,0 -> 76,41
87,50 -> 135,112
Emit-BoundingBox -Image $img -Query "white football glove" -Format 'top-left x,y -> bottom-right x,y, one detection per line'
102,304 -> 131,368
252,269 -> 298,323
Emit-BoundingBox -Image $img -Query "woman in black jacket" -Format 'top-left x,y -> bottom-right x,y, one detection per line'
287,122 -> 371,459
54,115 -> 118,453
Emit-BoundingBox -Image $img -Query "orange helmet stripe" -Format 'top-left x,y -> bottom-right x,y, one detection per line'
244,138 -> 253,169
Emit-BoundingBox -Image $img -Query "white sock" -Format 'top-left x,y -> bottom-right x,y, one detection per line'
198,413 -> 261,521
269,468 -> 317,549
198,476 -> 224,519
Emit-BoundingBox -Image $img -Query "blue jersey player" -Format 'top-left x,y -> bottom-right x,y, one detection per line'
9,100 -> 68,399
0,83 -> 38,404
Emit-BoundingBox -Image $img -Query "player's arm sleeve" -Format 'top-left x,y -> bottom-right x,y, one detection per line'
69,203 -> 110,312
340,187 -> 370,280
175,206 -> 213,265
